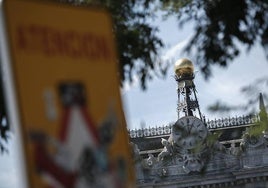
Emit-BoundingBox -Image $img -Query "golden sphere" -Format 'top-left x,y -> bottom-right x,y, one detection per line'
174,58 -> 194,76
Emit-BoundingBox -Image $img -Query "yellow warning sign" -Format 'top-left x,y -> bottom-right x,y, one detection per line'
3,0 -> 135,187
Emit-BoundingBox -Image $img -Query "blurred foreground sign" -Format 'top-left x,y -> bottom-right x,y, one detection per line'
1,0 -> 135,187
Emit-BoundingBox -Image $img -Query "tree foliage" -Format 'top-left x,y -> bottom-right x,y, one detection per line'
61,0 -> 268,85
160,0 -> 268,78
0,79 -> 8,153
0,0 -> 165,152
1,0 -> 268,151
61,0 -> 165,89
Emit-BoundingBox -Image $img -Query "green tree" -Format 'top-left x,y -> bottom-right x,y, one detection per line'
61,0 -> 165,89
159,0 -> 268,78
60,0 -> 268,86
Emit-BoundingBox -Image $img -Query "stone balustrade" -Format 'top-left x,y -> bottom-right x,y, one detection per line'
129,114 -> 260,138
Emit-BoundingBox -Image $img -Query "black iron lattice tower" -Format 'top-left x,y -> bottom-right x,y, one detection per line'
174,58 -> 203,120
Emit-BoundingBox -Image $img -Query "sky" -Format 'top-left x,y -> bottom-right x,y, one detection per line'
122,14 -> 268,130
1,8 -> 268,188
0,134 -> 22,188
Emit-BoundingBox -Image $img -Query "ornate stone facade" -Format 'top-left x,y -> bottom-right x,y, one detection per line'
130,114 -> 268,188
129,59 -> 268,188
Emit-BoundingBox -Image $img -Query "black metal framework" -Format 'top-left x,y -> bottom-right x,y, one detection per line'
175,73 -> 202,120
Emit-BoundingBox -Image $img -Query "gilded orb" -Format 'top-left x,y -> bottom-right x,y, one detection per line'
174,58 -> 194,77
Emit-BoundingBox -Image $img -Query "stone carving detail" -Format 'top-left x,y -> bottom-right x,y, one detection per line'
157,138 -> 173,161
142,154 -> 156,169
182,153 -> 204,173
158,168 -> 168,177
165,116 -> 210,173
130,142 -> 141,162
132,112 -> 268,184
229,142 -> 240,156
136,117 -> 213,175
240,132 -> 266,151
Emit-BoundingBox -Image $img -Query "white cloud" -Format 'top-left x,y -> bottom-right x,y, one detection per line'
161,37 -> 190,61
121,36 -> 190,95
121,74 -> 139,94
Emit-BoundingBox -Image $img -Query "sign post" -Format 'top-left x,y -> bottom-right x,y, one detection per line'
0,0 -> 135,187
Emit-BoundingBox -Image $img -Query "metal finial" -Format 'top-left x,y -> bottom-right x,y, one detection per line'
174,58 -> 194,77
